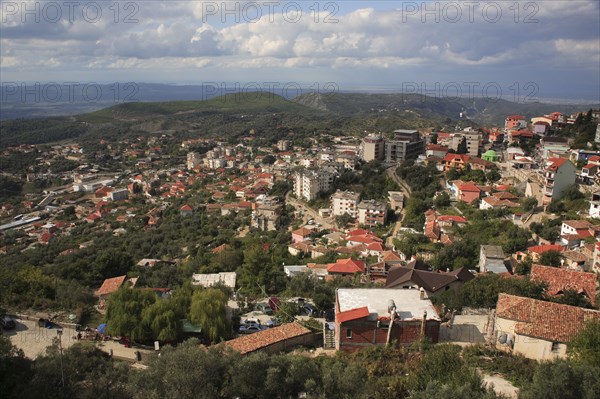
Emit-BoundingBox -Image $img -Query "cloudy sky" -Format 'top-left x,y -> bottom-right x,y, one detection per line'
1,0 -> 599,101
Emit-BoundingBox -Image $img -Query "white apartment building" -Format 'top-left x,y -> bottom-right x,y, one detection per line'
357,200 -> 388,226
330,190 -> 361,217
294,169 -> 335,201
187,152 -> 201,170
359,134 -> 385,162
540,158 -> 577,205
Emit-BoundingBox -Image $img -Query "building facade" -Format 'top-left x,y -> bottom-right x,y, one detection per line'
330,190 -> 361,218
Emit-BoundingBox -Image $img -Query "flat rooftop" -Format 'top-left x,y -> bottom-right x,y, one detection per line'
337,288 -> 440,321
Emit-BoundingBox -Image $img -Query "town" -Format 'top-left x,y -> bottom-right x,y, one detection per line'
1,107 -> 600,398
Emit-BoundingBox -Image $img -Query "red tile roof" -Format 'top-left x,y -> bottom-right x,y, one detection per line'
437,215 -> 468,223
336,306 -> 370,323
530,264 -> 598,305
96,275 -> 127,297
327,258 -> 365,274
292,227 -> 312,237
496,293 -> 600,342
225,322 -> 311,355
527,244 -> 565,254
546,158 -> 569,171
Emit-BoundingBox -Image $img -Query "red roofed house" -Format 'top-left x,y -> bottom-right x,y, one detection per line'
443,153 -> 470,171
335,288 -> 440,352
456,182 -> 481,205
541,158 -> 576,205
327,258 -> 366,276
95,275 -> 128,309
527,244 -> 565,263
179,204 -> 194,217
530,264 -> 598,305
291,227 -> 312,244
225,322 -> 313,355
505,115 -> 526,131
494,293 -> 600,360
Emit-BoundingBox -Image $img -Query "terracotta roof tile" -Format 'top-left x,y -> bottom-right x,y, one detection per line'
225,322 -> 311,355
96,275 -> 126,296
530,264 -> 597,305
496,293 -> 600,342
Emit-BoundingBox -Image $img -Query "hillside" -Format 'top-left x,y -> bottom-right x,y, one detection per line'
1,91 -> 597,149
294,93 -> 599,126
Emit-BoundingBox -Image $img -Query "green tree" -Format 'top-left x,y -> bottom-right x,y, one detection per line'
539,250 -> 563,267
189,288 -> 231,342
570,319 -> 600,368
520,360 -> 600,399
105,288 -> 157,342
142,299 -> 181,342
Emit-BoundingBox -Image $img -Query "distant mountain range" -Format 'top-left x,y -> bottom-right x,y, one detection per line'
0,84 -> 598,149
1,83 -> 597,123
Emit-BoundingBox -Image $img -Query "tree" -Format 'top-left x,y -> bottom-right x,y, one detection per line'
485,170 -> 501,183
520,360 -> 600,399
142,299 -> 181,342
0,336 -> 34,398
105,288 -> 157,342
522,197 -> 538,212
539,250 -> 562,267
335,213 -> 355,228
434,192 -> 451,208
456,137 -> 468,154
189,288 -> 231,342
570,319 -> 600,368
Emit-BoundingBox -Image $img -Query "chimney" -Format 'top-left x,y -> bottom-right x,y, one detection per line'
419,287 -> 425,300
421,310 -> 428,337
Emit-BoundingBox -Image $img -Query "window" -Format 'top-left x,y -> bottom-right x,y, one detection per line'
346,328 -> 352,339
551,342 -> 560,352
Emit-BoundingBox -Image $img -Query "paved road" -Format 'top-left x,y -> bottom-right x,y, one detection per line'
285,192 -> 334,230
385,167 -> 411,247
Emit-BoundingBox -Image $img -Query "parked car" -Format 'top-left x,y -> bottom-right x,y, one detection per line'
254,303 -> 273,315
300,303 -> 320,317
0,315 -> 16,330
239,323 -> 268,334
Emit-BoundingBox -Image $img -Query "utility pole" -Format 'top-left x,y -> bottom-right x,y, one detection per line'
57,328 -> 65,388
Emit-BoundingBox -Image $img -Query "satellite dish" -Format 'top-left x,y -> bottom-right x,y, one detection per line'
498,333 -> 507,344
387,299 -> 396,313
507,334 -> 515,348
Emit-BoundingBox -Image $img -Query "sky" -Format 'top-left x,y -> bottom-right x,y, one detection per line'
1,0 -> 599,102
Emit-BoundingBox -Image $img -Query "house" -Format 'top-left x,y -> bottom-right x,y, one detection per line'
426,144 -> 449,158
505,115 -> 527,131
589,191 -> 600,218
388,191 -> 405,213
541,137 -> 570,159
443,153 -> 470,171
530,264 -> 597,305
494,293 -> 600,361
335,288 -> 440,352
455,181 -> 481,205
191,272 -> 237,289
252,203 -> 282,231
478,245 -> 507,273
179,204 -> 194,217
291,227 -> 312,244
527,244 -> 565,263
385,266 -> 474,296
559,220 -> 597,247
327,258 -> 366,277
357,200 -> 388,226
225,322 -> 313,355
540,158 -> 576,205
95,275 -> 128,308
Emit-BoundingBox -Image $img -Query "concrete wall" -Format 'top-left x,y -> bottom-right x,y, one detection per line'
494,317 -> 567,361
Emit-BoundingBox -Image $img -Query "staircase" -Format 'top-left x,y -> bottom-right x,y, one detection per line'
323,324 -> 335,349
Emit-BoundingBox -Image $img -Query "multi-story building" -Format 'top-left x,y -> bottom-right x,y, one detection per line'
277,140 -> 290,151
293,169 -> 335,201
449,131 -> 482,157
252,203 -> 282,231
359,134 -> 385,162
504,115 -> 527,131
330,190 -> 360,218
186,152 -> 201,170
540,158 -> 577,205
541,137 -> 570,159
384,130 -> 424,164
357,200 -> 388,226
